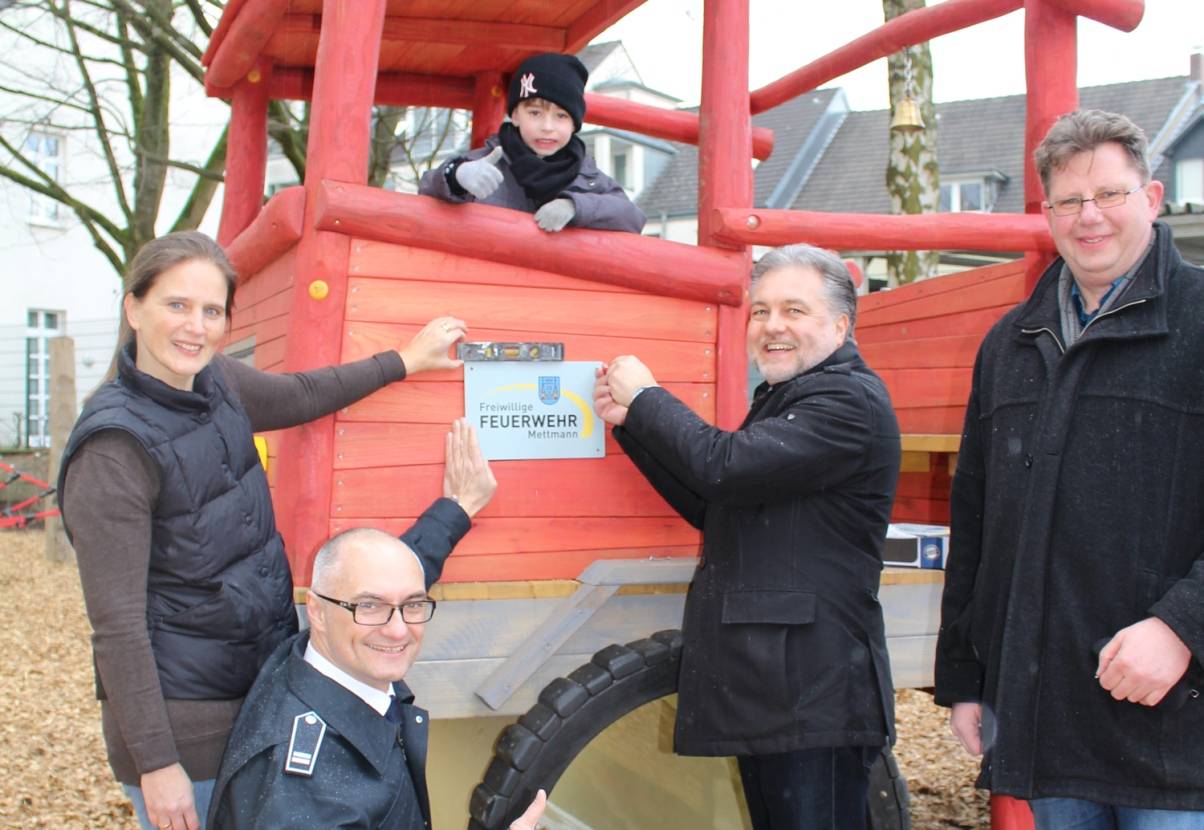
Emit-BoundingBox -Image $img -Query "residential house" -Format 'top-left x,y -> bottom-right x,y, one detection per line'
637,58 -> 1204,283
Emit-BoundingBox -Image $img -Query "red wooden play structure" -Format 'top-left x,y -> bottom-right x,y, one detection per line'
202,1 -> 1144,827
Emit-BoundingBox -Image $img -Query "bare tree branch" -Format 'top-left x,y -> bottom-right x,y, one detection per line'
268,99 -> 307,182
0,132 -> 127,243
56,0 -> 134,225
106,0 -> 203,81
180,0 -> 214,38
139,149 -> 225,181
170,123 -> 226,232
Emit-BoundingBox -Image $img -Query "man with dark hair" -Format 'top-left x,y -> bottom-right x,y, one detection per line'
937,109 -> 1204,826
594,243 -> 901,829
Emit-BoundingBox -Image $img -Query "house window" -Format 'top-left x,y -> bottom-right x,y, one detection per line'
940,178 -> 993,213
611,141 -> 631,190
1176,158 -> 1203,205
25,130 -> 62,224
25,309 -> 63,448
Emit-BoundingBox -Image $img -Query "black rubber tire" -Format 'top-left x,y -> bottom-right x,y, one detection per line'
466,628 -> 910,829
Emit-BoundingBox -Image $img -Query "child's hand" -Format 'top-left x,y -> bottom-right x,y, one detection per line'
456,146 -> 505,200
535,198 -> 575,232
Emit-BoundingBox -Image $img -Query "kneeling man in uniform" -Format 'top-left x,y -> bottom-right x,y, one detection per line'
208,426 -> 544,828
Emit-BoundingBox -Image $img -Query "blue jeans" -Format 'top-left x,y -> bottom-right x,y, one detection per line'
1030,798 -> 1204,830
123,779 -> 215,830
738,745 -> 875,830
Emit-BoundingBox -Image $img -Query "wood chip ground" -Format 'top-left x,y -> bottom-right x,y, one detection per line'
0,530 -> 990,828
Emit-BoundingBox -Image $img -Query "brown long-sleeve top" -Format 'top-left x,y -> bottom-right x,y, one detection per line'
62,351 -> 406,785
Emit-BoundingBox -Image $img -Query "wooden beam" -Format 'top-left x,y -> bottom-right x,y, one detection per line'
585,93 -> 775,161
565,0 -> 649,54
699,0 -> 752,430
750,0 -> 1023,114
314,181 -> 746,306
202,0 -> 251,66
224,186 -> 305,283
1044,0 -> 1143,31
901,434 -> 963,453
218,60 -> 272,247
381,16 -> 565,50
710,208 -> 1057,251
205,0 -> 288,91
276,0 -> 388,585
253,66 -> 474,109
472,71 -> 507,150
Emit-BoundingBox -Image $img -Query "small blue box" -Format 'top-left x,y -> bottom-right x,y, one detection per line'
884,524 -> 950,569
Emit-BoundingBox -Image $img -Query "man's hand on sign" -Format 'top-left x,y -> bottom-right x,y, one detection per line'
605,355 -> 657,408
593,364 -> 629,427
443,418 -> 496,518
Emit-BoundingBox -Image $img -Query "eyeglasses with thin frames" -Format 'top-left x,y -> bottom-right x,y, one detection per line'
1044,185 -> 1143,216
312,591 -> 437,625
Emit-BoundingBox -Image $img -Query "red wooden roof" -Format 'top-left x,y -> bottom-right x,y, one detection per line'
204,0 -> 646,94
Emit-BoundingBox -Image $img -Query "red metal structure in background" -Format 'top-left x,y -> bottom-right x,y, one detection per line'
0,461 -> 59,529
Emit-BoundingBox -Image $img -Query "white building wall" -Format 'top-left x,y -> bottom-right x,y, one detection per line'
649,216 -> 699,244
0,7 -> 225,448
0,322 -> 24,446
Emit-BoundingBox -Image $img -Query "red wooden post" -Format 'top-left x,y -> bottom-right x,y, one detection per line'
698,0 -> 752,430
585,93 -> 776,161
274,0 -> 388,584
224,186 -> 305,279
218,59 -> 271,247
471,70 -> 507,149
709,207 -> 1055,252
991,794 -> 1035,830
314,183 -> 745,306
1022,0 -> 1077,291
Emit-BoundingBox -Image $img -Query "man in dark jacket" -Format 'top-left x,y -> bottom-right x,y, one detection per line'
936,109 -> 1204,826
594,244 -> 901,830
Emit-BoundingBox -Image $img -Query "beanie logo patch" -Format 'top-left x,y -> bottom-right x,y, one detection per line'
519,72 -> 538,99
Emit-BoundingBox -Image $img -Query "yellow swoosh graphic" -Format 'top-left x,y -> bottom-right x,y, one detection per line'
488,383 -> 595,438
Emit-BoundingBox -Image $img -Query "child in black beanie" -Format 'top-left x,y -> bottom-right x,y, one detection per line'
419,53 -> 645,234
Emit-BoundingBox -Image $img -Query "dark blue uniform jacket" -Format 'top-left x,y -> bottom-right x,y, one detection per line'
209,631 -> 430,829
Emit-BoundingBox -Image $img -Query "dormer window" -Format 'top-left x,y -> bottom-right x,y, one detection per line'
939,171 -> 1006,213
1176,158 -> 1203,205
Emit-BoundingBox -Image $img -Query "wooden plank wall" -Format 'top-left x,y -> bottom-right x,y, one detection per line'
859,259 -> 1028,524
329,240 -> 711,582
226,248 -> 297,493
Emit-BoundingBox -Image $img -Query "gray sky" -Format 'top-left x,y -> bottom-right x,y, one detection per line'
597,0 -> 1204,110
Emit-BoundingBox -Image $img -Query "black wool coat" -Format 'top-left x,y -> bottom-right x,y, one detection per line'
615,341 -> 901,756
935,223 -> 1204,809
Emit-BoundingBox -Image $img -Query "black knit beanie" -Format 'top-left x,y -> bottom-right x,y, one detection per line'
507,53 -> 589,132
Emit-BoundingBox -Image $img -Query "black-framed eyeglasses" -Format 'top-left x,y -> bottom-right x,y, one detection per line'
1044,185 -> 1143,216
312,592 -> 437,625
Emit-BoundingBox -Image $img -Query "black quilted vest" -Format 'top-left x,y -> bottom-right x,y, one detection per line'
60,344 -> 298,700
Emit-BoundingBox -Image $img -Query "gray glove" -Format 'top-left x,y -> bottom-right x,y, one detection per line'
455,146 -> 505,200
534,198 -> 576,232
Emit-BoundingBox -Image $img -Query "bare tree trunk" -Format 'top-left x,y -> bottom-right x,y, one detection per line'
884,0 -> 941,286
369,106 -> 408,187
45,337 -> 76,564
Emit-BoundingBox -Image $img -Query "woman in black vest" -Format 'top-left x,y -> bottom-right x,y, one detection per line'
59,232 -> 471,830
